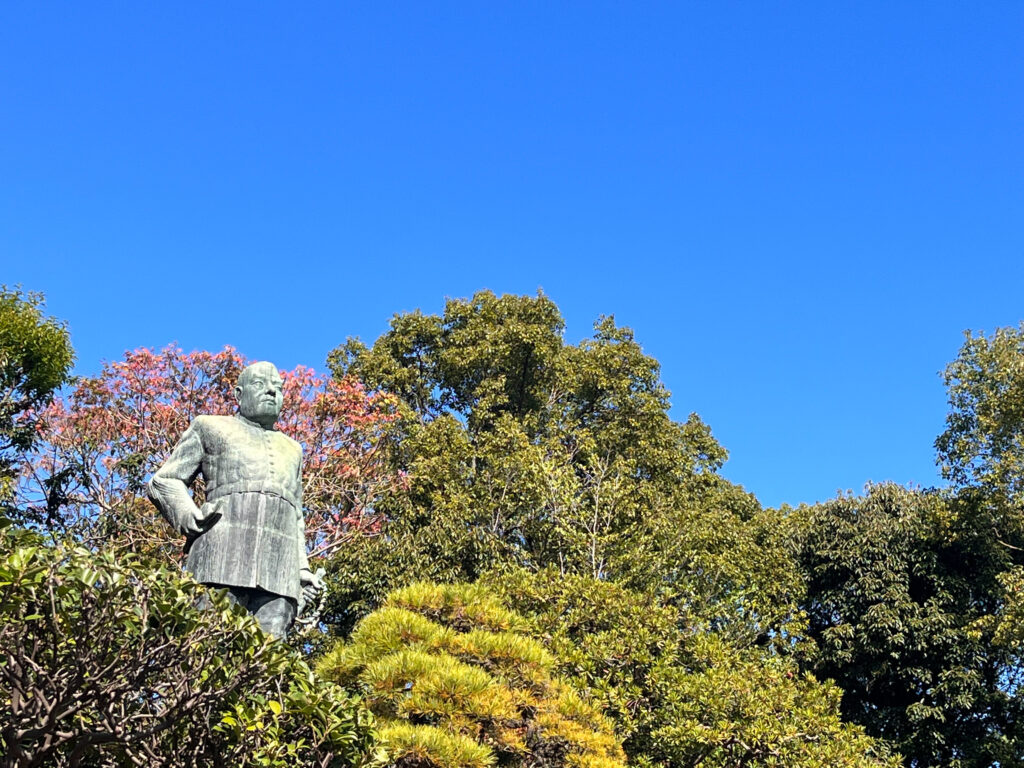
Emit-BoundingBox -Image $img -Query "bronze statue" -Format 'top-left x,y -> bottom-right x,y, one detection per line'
148,361 -> 323,637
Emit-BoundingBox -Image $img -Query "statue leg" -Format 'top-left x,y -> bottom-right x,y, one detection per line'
198,583 -> 251,612
249,591 -> 297,639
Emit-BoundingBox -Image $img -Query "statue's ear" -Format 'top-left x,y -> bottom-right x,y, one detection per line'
233,384 -> 242,402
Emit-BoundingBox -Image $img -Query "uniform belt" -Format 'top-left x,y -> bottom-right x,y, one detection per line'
207,487 -> 298,509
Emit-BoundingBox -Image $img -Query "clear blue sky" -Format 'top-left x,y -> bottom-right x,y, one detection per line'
2,3 -> 1022,509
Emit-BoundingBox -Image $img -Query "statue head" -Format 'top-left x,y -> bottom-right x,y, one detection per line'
235,361 -> 284,428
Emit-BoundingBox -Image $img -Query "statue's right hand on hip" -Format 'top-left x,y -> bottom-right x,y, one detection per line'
185,500 -> 222,536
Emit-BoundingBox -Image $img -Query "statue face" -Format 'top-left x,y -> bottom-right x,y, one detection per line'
235,363 -> 284,427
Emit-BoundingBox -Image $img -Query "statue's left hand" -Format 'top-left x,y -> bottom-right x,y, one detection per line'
299,567 -> 325,606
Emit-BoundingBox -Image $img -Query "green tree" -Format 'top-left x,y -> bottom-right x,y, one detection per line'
484,568 -> 897,768
937,324 -> 1024,511
612,484 -> 805,649
0,520 -> 376,768
322,291 -> 747,634
316,582 -> 625,768
793,483 -> 1024,767
0,287 -> 74,506
790,325 -> 1024,766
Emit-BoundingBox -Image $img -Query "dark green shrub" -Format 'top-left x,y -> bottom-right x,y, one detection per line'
0,522 -> 377,768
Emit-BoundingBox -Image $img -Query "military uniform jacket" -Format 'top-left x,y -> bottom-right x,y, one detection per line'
148,413 -> 308,601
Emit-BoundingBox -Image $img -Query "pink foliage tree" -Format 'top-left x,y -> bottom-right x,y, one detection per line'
20,345 -> 402,562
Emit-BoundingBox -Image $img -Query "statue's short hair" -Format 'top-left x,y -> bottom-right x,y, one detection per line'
237,361 -> 279,388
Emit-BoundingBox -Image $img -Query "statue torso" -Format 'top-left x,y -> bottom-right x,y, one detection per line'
184,414 -> 305,600
195,414 -> 302,505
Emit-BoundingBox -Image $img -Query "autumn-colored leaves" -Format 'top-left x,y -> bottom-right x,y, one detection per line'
18,344 -> 403,559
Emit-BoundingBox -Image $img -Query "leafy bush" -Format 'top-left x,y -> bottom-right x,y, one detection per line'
0,521 -> 377,768
317,582 -> 625,768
